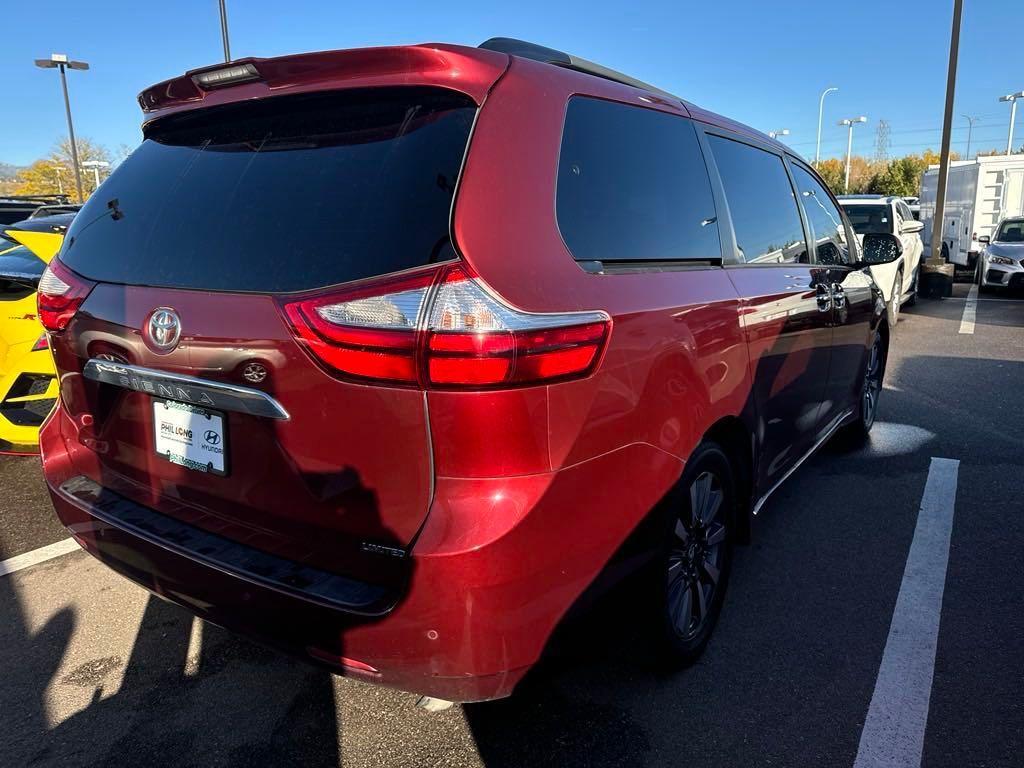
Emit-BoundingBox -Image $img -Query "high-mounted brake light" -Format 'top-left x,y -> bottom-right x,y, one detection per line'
37,259 -> 95,333
192,63 -> 260,89
280,265 -> 611,389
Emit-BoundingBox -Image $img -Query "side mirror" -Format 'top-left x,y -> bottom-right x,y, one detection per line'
901,219 -> 924,234
860,233 -> 903,266
0,269 -> 41,290
978,235 -> 991,245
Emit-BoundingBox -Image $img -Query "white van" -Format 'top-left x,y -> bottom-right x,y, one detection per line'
919,155 -> 1024,268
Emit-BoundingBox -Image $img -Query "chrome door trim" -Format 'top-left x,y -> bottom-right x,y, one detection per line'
751,407 -> 854,516
82,359 -> 290,420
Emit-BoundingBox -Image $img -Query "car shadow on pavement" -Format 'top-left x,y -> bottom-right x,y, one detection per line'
0,576 -> 342,768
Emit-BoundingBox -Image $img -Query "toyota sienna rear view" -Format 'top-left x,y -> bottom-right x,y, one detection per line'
39,38 -> 897,702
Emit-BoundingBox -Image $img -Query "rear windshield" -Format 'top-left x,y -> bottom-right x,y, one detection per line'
61,87 -> 477,293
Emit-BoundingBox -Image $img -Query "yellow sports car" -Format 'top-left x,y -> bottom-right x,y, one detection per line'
0,214 -> 70,454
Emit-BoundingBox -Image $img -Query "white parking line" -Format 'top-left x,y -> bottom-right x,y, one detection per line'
958,286 -> 978,334
0,538 -> 79,577
853,457 -> 960,768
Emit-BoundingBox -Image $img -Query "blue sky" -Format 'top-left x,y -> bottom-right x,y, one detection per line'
2,0 -> 1022,166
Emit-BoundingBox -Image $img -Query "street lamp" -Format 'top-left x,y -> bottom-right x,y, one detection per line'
816,86 -> 839,167
34,53 -> 89,203
999,91 -> 1024,156
49,165 -> 66,196
81,160 -> 110,189
768,129 -> 790,140
219,0 -> 232,62
838,116 -> 867,194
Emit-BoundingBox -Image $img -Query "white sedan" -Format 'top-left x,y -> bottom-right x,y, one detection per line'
840,195 -> 925,324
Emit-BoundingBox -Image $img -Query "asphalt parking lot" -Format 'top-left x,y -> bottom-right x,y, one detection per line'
1,283 -> 1022,768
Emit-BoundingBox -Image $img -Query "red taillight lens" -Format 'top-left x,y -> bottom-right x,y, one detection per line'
426,322 -> 608,386
37,259 -> 95,333
281,270 -> 433,385
279,264 -> 611,389
31,334 -> 49,352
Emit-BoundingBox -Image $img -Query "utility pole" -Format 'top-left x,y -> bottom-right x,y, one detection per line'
929,0 -> 963,265
962,115 -> 980,159
34,54 -> 89,203
839,116 -> 867,193
816,87 -> 839,167
219,0 -> 232,62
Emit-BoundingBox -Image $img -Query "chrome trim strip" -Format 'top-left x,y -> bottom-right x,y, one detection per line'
82,359 -> 290,420
751,408 -> 854,516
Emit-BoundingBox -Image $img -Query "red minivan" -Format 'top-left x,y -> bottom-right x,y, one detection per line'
38,39 -> 898,702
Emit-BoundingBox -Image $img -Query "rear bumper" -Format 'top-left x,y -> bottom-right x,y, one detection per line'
45,469 -> 529,702
41,404 -> 684,701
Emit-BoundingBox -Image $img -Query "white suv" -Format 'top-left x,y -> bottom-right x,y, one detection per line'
840,195 -> 925,324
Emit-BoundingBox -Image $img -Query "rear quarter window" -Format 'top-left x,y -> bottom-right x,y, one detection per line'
555,97 -> 720,265
60,87 -> 477,293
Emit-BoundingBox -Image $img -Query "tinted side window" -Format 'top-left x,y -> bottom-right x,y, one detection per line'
557,97 -> 720,264
791,165 -> 853,266
706,136 -> 807,265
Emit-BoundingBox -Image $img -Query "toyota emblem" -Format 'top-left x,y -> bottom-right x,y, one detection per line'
146,308 -> 181,352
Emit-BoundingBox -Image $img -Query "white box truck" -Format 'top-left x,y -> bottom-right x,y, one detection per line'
919,154 -> 1024,268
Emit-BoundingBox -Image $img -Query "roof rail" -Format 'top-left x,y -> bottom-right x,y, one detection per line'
479,37 -> 680,102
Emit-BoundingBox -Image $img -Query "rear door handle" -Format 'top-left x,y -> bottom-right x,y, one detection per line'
831,284 -> 846,309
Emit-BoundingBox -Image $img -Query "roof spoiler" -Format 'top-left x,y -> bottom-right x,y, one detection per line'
137,45 -> 509,119
479,37 -> 680,102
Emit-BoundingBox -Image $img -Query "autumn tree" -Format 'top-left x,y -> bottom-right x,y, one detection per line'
13,137 -> 112,202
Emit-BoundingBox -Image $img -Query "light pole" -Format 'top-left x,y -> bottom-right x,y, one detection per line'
50,165 -> 66,196
999,91 -> 1024,155
34,53 -> 89,203
962,115 -> 980,159
768,129 -> 790,140
838,116 -> 867,193
816,86 -> 839,167
218,0 -> 232,62
82,160 -> 110,190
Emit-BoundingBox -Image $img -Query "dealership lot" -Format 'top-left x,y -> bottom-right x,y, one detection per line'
1,284 -> 1022,768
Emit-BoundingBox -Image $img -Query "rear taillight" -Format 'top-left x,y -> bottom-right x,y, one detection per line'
280,264 -> 611,389
37,259 -> 95,333
31,334 -> 49,352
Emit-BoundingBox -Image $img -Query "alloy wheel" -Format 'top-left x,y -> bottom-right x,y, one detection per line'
862,335 -> 882,430
666,471 -> 727,640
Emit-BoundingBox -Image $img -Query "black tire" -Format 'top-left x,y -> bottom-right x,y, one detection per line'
838,329 -> 884,445
652,441 -> 737,668
905,267 -> 918,307
977,261 -> 994,294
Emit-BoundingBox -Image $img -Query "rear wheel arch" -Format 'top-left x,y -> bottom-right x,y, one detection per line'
701,417 -> 754,545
